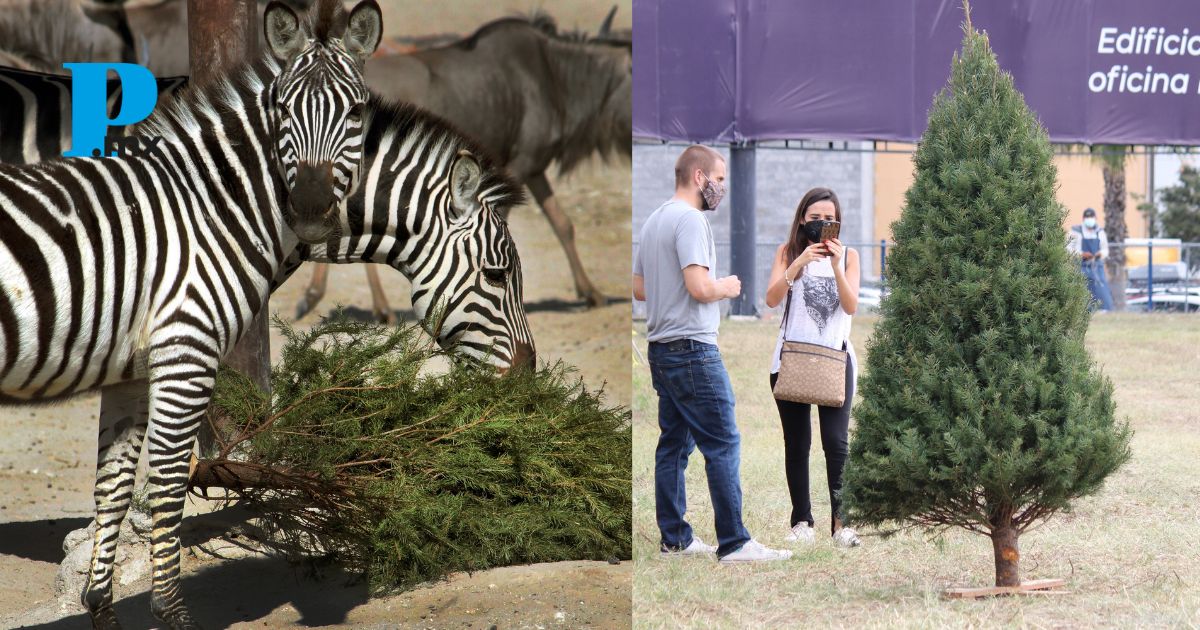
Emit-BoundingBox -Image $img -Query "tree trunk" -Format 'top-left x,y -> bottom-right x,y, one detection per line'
190,459 -> 325,493
188,0 -> 268,454
990,521 -> 1021,587
1102,161 -> 1128,311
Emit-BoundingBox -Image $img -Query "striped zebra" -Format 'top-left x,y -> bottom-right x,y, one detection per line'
0,65 -> 187,164
0,61 -> 535,368
287,96 -> 536,368
0,0 -> 384,627
0,76 -> 535,371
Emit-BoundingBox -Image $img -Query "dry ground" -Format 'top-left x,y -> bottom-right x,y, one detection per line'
632,313 -> 1200,628
0,149 -> 630,628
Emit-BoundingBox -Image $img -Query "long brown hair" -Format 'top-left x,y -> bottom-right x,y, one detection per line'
784,187 -> 842,265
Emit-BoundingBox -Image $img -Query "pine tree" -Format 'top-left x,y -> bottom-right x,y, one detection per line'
841,9 -> 1131,588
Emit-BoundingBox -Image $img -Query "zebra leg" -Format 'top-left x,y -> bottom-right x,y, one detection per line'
295,263 -> 330,320
364,264 -> 396,325
526,172 -> 607,308
143,351 -> 217,630
82,380 -> 150,630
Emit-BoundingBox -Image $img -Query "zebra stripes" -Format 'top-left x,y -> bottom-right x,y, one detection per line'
298,97 -> 535,368
0,65 -> 186,164
0,1 -> 383,627
0,75 -> 535,373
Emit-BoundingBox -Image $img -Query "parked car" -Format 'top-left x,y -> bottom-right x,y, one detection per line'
1125,286 -> 1200,313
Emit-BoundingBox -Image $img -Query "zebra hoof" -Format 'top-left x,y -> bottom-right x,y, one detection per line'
155,608 -> 202,630
87,605 -> 122,630
294,298 -> 312,321
152,593 -> 203,630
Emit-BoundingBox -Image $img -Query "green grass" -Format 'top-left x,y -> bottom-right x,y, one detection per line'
633,313 -> 1200,628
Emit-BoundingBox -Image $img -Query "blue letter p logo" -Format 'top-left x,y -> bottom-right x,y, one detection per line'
63,63 -> 158,158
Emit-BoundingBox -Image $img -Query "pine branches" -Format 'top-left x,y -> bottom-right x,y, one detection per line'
195,314 -> 632,594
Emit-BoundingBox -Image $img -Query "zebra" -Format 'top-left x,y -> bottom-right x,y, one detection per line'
0,65 -> 187,165
0,0 -> 383,627
282,95 -> 536,368
0,77 -> 534,370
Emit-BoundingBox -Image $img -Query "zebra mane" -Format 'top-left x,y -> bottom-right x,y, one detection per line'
364,94 -> 526,212
307,0 -> 345,42
135,55 -> 280,144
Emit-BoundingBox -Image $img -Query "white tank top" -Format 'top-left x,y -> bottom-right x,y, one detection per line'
770,251 -> 857,375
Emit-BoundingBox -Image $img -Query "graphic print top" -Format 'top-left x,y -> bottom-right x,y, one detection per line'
770,250 -> 857,375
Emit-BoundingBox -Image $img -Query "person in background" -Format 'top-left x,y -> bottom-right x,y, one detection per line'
633,144 -> 792,564
1068,207 -> 1114,312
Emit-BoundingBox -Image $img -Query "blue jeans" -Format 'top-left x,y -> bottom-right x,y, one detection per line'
648,339 -> 751,557
1082,260 -> 1114,311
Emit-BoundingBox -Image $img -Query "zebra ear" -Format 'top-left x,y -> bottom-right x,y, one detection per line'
264,1 -> 306,61
345,0 -> 383,61
449,151 -> 483,222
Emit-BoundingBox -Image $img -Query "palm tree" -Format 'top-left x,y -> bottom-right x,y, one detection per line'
1092,145 -> 1130,311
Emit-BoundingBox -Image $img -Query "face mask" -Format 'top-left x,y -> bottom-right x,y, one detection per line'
1083,218 -> 1097,229
699,174 -> 726,211
801,220 -> 825,242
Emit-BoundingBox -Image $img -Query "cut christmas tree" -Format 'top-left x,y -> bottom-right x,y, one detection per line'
841,5 -> 1131,593
191,314 -> 632,594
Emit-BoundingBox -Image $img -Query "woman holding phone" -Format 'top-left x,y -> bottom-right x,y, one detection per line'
764,187 -> 862,548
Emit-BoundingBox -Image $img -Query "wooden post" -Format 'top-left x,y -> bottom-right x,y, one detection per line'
187,0 -> 271,453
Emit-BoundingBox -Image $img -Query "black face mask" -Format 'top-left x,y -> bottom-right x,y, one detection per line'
801,220 -> 825,243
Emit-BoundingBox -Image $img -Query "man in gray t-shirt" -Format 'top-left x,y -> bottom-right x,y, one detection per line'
635,199 -> 722,345
632,145 -> 790,564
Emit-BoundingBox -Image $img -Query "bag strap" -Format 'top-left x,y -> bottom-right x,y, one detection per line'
779,286 -> 793,332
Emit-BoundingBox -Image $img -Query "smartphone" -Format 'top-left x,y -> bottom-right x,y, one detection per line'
819,220 -> 841,243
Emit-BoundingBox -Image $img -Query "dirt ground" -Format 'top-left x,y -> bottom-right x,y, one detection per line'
0,158 -> 631,629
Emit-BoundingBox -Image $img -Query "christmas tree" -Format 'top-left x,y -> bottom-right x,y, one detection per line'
841,9 -> 1131,588
195,315 -> 632,593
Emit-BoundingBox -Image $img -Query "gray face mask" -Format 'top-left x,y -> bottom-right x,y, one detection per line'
700,173 -> 726,211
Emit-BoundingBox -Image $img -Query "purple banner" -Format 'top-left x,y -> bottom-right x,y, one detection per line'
633,0 -> 1200,145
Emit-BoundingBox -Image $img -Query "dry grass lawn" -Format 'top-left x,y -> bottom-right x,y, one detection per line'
632,313 -> 1200,628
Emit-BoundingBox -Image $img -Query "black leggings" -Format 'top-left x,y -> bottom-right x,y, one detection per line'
769,364 -> 855,535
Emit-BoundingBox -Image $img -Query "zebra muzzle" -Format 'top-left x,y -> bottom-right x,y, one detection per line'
287,161 -> 340,244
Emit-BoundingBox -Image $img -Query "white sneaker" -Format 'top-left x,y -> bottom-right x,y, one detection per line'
718,539 -> 793,564
833,527 -> 861,548
660,537 -> 717,558
784,522 -> 815,544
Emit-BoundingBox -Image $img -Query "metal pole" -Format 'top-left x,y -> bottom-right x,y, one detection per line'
729,142 -> 757,316
880,239 -> 887,282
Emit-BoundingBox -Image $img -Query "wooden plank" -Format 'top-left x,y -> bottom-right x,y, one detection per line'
944,579 -> 1068,599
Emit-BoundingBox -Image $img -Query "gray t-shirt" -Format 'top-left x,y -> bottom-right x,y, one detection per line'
634,199 -> 719,345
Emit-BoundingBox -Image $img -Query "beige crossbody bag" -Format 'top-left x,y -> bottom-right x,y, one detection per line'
772,282 -> 848,407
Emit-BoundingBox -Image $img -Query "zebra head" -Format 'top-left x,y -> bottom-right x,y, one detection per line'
264,0 -> 382,244
417,150 -> 535,372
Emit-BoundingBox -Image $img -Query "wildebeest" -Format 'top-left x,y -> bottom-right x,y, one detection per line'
296,9 -> 632,320
0,0 -> 138,71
